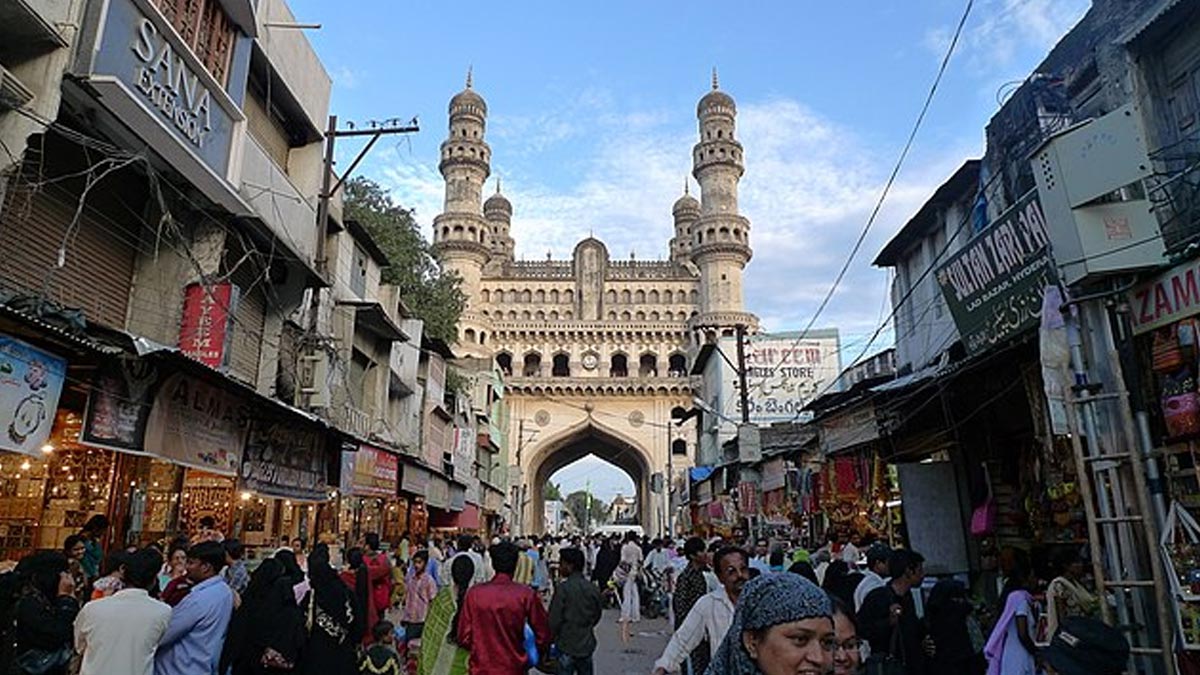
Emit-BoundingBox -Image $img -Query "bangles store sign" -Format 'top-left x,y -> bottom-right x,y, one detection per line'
935,190 -> 1057,355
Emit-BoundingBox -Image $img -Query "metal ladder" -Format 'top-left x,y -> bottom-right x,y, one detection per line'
1064,299 -> 1175,675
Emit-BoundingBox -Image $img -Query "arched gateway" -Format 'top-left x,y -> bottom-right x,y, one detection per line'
429,73 -> 759,536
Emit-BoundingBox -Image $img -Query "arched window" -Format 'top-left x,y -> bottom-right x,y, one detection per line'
621,311 -> 631,321
607,311 -> 617,320
565,290 -> 574,303
481,290 -> 490,303
649,311 -> 660,321
464,328 -> 476,343
535,289 -> 545,303
521,290 -> 532,303
508,310 -> 518,320
606,290 -> 617,304
496,352 -> 513,376
523,352 -> 542,377
635,311 -> 646,321
550,290 -> 560,303
535,311 -> 545,320
621,290 -> 631,303
610,353 -> 628,378
668,353 -> 687,377
552,353 -> 570,377
689,290 -> 699,304
649,290 -> 659,304
672,439 -> 688,456
506,290 -> 517,304
639,353 -> 658,377
521,311 -> 531,320
634,290 -> 646,304
549,311 -> 559,320
564,310 -> 573,320
663,290 -> 673,304
479,332 -> 487,345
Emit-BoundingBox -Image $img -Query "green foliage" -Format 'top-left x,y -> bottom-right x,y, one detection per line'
445,367 -> 471,396
543,482 -> 563,502
564,490 -> 609,531
344,176 -> 466,344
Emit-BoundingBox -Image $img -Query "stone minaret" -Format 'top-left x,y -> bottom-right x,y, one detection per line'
691,70 -> 756,330
670,179 -> 699,265
485,179 -> 514,264
432,70 -> 493,355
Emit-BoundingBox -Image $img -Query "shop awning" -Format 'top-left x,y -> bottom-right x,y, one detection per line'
336,300 -> 408,342
429,503 -> 481,530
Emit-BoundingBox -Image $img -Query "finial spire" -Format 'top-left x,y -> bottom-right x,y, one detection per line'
466,65 -> 473,89
495,176 -> 502,194
712,67 -> 719,90
683,176 -> 689,195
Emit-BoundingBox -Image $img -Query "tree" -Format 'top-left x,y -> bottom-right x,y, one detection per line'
343,176 -> 466,344
543,482 -> 563,502
565,490 -> 609,532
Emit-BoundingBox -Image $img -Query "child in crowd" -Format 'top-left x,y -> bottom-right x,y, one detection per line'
360,620 -> 402,675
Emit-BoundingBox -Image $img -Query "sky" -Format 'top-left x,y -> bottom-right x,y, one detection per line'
288,0 -> 1091,503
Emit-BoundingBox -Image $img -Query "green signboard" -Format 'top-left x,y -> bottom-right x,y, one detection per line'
935,191 -> 1057,355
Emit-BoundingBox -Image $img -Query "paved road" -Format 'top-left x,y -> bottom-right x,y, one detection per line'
592,607 -> 672,675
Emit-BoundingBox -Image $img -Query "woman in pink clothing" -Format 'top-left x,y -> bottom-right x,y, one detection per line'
404,550 -> 439,644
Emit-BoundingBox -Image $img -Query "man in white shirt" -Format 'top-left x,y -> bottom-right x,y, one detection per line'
75,548 -> 171,675
645,538 -> 671,578
748,539 -> 770,575
652,546 -> 750,674
445,534 -> 489,587
854,543 -> 892,611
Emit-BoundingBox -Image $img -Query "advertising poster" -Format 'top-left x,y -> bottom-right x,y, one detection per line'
81,356 -> 159,453
0,335 -> 67,456
241,416 -> 327,501
143,373 -> 248,475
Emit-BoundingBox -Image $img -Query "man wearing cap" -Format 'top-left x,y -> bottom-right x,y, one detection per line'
1042,617 -> 1129,675
854,543 -> 892,611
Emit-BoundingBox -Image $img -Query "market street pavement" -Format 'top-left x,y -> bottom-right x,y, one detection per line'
592,608 -> 672,674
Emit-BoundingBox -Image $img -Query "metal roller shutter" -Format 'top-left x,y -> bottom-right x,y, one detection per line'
226,253 -> 267,386
0,181 -> 137,329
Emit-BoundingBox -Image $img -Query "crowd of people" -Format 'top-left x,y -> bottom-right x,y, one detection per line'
0,521 -> 1140,675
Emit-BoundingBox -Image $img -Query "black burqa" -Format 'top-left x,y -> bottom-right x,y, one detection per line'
221,559 -> 306,675
297,545 -> 363,675
926,578 -> 985,675
592,541 -> 619,586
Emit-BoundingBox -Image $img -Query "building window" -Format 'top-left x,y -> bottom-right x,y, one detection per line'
350,244 -> 368,298
495,352 -> 513,376
150,0 -> 235,85
523,352 -> 542,377
552,353 -> 570,377
668,353 -> 687,377
610,353 -> 628,378
639,353 -> 658,377
672,439 -> 688,455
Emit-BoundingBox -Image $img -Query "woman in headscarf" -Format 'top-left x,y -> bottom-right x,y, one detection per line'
275,548 -> 308,605
983,553 -> 1039,675
298,544 -> 363,675
1045,547 -> 1098,637
927,578 -> 986,675
417,555 -> 474,675
220,558 -> 307,674
706,573 -> 835,675
12,551 -> 80,675
339,547 -> 376,645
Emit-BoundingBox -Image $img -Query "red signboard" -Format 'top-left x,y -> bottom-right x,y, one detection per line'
179,282 -> 237,369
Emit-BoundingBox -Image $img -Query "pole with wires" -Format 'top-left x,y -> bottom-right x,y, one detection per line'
736,324 -> 751,424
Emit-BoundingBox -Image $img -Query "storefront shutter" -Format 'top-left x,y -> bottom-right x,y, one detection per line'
226,258 -> 267,386
0,182 -> 137,328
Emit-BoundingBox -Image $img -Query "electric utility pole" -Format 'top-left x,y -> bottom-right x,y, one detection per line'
736,323 -> 751,424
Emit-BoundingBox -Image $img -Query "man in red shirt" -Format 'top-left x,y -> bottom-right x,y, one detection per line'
363,533 -> 392,621
459,541 -> 551,675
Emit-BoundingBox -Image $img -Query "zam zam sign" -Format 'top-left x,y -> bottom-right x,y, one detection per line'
936,190 -> 1058,355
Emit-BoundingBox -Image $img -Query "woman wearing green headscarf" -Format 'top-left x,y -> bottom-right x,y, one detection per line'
706,573 -> 837,675
418,555 -> 475,675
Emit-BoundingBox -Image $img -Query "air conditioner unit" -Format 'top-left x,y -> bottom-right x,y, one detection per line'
1031,104 -> 1165,286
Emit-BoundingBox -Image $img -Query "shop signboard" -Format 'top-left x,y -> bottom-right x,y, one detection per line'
178,283 -> 238,370
1128,257 -> 1200,335
240,416 -> 327,501
0,335 -> 66,456
741,330 -> 842,423
819,403 -> 880,455
143,373 -> 247,475
427,475 -> 450,509
82,0 -> 242,180
401,463 -> 431,497
452,426 -> 474,484
935,191 -> 1056,355
343,445 -> 398,498
762,458 -> 787,492
450,484 -> 466,511
81,356 -> 158,453
483,488 -> 503,513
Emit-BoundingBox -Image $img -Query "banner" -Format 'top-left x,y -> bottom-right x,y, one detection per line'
81,356 -> 159,453
240,416 -> 327,500
143,373 -> 248,475
741,330 -> 841,422
0,335 -> 66,456
178,283 -> 238,370
342,445 -> 398,498
936,191 -> 1057,354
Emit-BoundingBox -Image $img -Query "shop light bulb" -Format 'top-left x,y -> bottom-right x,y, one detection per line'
40,444 -> 53,454
61,465 -> 69,472
19,461 -> 31,471
284,501 -> 292,507
240,492 -> 252,501
330,490 -> 338,499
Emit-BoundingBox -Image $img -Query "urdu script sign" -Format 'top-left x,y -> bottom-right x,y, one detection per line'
935,191 -> 1057,354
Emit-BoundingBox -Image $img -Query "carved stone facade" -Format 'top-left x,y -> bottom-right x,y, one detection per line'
431,72 -> 757,535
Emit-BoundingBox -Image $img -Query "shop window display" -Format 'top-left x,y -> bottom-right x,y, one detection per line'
180,470 -> 235,537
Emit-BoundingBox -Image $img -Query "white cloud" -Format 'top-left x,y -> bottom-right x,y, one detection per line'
333,65 -> 361,90
925,0 -> 1090,76
380,90 -> 973,341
